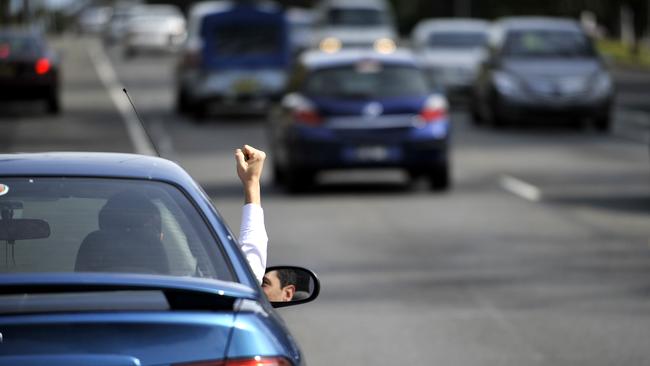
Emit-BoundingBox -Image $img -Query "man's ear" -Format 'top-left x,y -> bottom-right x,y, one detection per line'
283,285 -> 296,301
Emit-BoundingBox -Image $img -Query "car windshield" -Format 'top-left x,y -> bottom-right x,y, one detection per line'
502,29 -> 596,58
305,63 -> 429,98
428,31 -> 487,48
0,34 -> 40,59
0,178 -> 233,281
326,8 -> 388,26
211,24 -> 282,56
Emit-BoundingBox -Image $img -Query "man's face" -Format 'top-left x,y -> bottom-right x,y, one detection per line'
262,270 -> 295,302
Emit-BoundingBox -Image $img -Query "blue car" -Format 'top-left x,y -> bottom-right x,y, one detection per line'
269,49 -> 451,191
0,152 -> 319,365
176,1 -> 291,118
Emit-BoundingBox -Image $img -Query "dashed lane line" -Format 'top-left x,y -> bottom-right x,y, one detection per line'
500,175 -> 542,202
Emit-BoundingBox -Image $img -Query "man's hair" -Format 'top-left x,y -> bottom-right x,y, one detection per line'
275,269 -> 297,288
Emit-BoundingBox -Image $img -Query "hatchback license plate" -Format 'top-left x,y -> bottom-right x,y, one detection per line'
344,146 -> 400,162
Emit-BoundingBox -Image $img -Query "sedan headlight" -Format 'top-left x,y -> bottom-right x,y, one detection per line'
493,71 -> 522,96
590,72 -> 613,97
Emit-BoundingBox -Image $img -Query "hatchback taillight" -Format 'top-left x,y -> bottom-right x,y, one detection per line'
287,94 -> 322,126
293,108 -> 322,126
418,95 -> 448,123
174,356 -> 293,366
35,58 -> 51,75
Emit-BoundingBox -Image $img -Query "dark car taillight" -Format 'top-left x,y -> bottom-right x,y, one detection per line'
418,95 -> 448,123
35,58 -> 51,75
174,356 -> 293,366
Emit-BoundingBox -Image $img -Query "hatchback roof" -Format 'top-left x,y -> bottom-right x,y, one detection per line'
300,48 -> 417,69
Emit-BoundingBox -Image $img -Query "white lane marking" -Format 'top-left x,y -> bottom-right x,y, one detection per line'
500,175 -> 542,202
86,40 -> 157,156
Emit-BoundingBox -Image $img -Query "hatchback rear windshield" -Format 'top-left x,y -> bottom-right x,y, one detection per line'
502,29 -> 596,58
428,31 -> 487,48
326,8 -> 389,26
211,24 -> 282,56
305,63 -> 429,98
0,34 -> 41,59
0,178 -> 234,281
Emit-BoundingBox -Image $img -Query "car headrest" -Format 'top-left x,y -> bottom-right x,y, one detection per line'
98,191 -> 161,233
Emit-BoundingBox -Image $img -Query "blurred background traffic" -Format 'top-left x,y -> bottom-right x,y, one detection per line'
2,0 -> 650,365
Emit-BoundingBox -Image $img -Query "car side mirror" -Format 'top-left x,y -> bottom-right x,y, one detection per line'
263,265 -> 320,308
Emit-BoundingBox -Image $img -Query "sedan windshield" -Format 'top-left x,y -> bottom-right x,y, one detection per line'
502,29 -> 596,58
428,31 -> 487,48
326,8 -> 388,26
0,178 -> 233,281
305,63 -> 430,98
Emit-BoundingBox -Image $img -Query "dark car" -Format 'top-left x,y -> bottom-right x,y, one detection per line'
471,17 -> 614,131
269,49 -> 451,191
0,152 -> 319,365
175,1 -> 290,118
0,29 -> 60,114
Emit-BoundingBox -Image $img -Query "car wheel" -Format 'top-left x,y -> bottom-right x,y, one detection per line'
175,89 -> 189,115
272,162 -> 285,185
191,102 -> 208,122
284,168 -> 315,193
47,93 -> 61,115
594,115 -> 611,133
428,163 -> 450,191
123,47 -> 135,59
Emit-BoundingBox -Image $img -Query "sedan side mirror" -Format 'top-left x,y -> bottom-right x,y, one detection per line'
263,266 -> 320,308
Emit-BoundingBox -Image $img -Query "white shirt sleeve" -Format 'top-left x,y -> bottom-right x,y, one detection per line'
238,203 -> 268,283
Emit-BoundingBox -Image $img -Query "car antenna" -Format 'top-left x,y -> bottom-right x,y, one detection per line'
122,88 -> 161,157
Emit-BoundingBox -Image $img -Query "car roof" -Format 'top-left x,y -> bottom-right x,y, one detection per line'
0,27 -> 43,38
0,152 -> 195,184
300,48 -> 418,69
415,18 -> 490,32
495,16 -> 582,31
188,0 -> 280,19
322,0 -> 390,10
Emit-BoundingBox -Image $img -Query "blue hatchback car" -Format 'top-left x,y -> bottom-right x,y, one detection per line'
268,49 -> 451,191
0,152 -> 319,365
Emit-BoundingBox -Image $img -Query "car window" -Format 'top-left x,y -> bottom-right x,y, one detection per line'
326,8 -> 388,26
209,23 -> 282,57
502,29 -> 596,58
305,63 -> 429,98
0,178 -> 234,281
428,31 -> 487,48
0,34 -> 41,59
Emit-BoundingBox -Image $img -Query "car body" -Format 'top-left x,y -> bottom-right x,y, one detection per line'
122,4 -> 186,57
310,0 -> 398,53
77,6 -> 113,34
287,7 -> 315,55
411,18 -> 489,99
472,17 -> 614,130
268,49 -> 451,191
103,2 -> 144,45
175,1 -> 291,118
0,152 -> 318,365
0,28 -> 60,114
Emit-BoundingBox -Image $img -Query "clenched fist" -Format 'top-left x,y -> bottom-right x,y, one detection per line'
235,145 -> 266,205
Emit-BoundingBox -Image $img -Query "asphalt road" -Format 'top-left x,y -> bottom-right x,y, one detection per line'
2,36 -> 650,366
